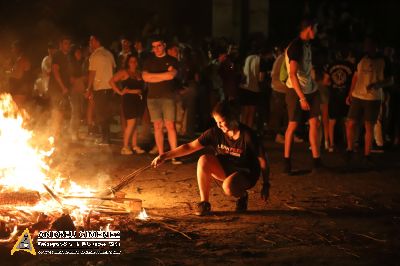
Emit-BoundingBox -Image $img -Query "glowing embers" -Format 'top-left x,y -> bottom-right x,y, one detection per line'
0,94 -> 146,245
137,208 -> 149,221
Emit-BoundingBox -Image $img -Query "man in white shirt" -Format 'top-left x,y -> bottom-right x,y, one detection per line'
240,48 -> 263,129
41,42 -> 57,94
345,37 -> 392,161
87,34 -> 116,144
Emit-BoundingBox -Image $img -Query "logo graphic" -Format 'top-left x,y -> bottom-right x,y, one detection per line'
11,228 -> 36,255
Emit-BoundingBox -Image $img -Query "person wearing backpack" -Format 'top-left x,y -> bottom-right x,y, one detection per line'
283,17 -> 323,174
270,46 -> 289,143
270,45 -> 304,144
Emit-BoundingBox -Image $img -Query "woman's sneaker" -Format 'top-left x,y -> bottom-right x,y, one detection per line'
171,158 -> 183,165
235,191 -> 248,212
324,141 -> 330,150
371,144 -> 385,153
121,147 -> 133,155
148,145 -> 158,155
132,146 -> 145,154
294,135 -> 304,143
195,201 -> 211,216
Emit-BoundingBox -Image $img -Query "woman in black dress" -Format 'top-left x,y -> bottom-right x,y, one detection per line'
110,54 -> 145,155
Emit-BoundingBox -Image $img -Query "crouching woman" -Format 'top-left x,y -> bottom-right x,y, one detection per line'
151,100 -> 270,216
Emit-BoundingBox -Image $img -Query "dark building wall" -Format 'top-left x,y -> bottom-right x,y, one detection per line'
212,0 -> 269,42
0,0 -> 213,44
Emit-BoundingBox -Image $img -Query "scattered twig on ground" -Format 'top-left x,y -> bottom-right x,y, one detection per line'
157,221 -> 192,240
258,236 -> 276,245
334,245 -> 360,258
284,202 -> 327,216
353,202 -> 374,209
313,232 -> 360,258
314,232 -> 332,244
284,202 -> 305,211
285,234 -> 304,243
355,233 -> 386,243
154,257 -> 165,266
273,233 -> 292,242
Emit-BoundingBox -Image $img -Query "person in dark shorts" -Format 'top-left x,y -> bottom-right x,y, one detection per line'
151,100 -> 270,216
283,17 -> 322,174
239,45 -> 267,129
345,37 -> 392,160
325,48 -> 355,152
110,54 -> 146,155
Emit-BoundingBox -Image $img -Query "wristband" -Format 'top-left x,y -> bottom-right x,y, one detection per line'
299,98 -> 306,102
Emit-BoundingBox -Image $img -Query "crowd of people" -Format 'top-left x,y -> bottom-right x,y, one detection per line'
1,13 -> 399,215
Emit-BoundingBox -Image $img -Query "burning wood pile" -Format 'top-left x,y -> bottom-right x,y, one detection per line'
0,186 -> 144,240
0,93 -> 145,245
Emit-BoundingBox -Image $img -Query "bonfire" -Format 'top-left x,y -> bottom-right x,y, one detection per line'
0,93 -> 143,244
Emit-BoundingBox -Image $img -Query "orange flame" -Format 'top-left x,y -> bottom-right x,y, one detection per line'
0,93 -> 96,226
137,208 -> 149,220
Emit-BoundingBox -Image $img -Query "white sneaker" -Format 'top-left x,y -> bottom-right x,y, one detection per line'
148,145 -> 158,155
275,134 -> 285,144
171,158 -> 183,165
121,147 -> 133,155
370,145 -> 384,153
132,146 -> 145,154
324,141 -> 330,150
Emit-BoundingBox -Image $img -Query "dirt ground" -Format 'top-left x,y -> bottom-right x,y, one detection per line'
2,130 -> 400,266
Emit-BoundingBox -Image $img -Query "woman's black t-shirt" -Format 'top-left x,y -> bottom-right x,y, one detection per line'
198,123 -> 262,178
